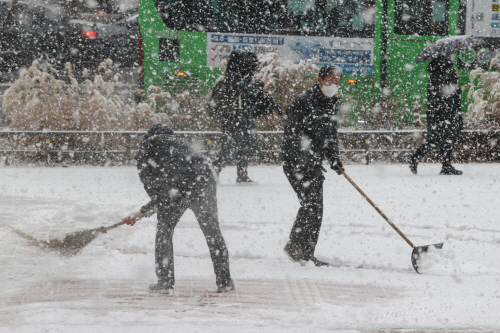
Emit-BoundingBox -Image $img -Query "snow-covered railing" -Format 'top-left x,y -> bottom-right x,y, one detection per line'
1,129 -> 499,165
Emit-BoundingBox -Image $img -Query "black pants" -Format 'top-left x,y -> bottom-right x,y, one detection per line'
413,140 -> 453,167
213,132 -> 249,179
155,181 -> 232,288
283,165 -> 325,259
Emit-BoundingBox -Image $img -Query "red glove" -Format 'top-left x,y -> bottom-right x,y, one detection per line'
122,211 -> 145,226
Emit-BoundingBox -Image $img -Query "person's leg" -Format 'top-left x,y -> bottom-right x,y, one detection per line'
190,182 -> 233,289
236,132 -> 259,183
153,200 -> 187,290
440,142 -> 462,175
407,141 -> 436,174
213,132 -> 232,174
236,150 -> 250,182
283,165 -> 324,261
414,141 -> 436,161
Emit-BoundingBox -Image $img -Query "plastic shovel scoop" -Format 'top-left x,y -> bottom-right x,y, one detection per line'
411,243 -> 444,273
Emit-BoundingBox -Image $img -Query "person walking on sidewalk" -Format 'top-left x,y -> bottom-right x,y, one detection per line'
123,123 -> 234,294
206,50 -> 281,184
281,65 -> 344,267
407,54 -> 468,175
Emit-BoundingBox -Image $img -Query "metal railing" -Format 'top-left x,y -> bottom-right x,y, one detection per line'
1,129 -> 499,165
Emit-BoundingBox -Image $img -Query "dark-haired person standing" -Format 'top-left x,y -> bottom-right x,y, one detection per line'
407,54 -> 468,175
282,65 -> 344,267
207,50 -> 280,184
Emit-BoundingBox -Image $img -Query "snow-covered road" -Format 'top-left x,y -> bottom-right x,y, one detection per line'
1,164 -> 499,332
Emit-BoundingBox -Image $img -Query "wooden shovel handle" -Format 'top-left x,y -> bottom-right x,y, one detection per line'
339,168 -> 415,248
103,221 -> 125,232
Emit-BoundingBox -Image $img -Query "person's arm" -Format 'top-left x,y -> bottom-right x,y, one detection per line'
283,97 -> 307,157
248,82 -> 283,117
122,202 -> 157,226
429,60 -> 459,98
324,129 -> 340,163
206,80 -> 231,120
326,98 -> 340,160
325,130 -> 343,174
140,201 -> 156,216
321,99 -> 343,174
137,139 -> 162,204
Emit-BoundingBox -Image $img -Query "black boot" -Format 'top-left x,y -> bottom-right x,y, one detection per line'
406,154 -> 418,174
236,175 -> 254,183
283,242 -> 309,264
148,281 -> 173,294
236,163 -> 255,183
440,165 -> 463,175
236,158 -> 253,183
310,256 -> 330,267
217,280 -> 236,293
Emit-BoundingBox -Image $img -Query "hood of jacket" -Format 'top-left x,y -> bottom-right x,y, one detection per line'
134,124 -> 174,161
427,57 -> 454,75
225,50 -> 258,98
144,123 -> 174,141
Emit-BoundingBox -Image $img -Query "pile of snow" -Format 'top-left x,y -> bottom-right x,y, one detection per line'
416,245 -> 498,276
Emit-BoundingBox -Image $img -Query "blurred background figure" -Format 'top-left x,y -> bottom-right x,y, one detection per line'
407,53 -> 468,175
207,50 -> 281,184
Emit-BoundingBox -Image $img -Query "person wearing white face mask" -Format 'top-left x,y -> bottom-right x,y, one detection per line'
281,65 -> 344,267
320,80 -> 340,97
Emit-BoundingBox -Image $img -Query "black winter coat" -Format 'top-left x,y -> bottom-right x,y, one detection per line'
220,81 -> 271,156
426,58 -> 463,145
282,83 -> 340,178
135,125 -> 214,211
207,50 -> 281,156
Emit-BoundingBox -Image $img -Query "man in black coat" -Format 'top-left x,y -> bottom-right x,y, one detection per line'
407,54 -> 467,175
208,50 -> 281,184
282,65 -> 344,266
124,124 -> 234,294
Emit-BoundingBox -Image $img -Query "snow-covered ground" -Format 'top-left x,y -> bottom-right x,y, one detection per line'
1,163 -> 500,332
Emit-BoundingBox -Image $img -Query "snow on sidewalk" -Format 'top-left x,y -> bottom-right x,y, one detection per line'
0,164 -> 499,332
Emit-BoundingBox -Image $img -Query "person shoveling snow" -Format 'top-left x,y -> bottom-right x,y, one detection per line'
129,123 -> 235,294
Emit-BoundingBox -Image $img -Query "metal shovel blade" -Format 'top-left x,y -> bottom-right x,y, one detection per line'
411,243 -> 444,273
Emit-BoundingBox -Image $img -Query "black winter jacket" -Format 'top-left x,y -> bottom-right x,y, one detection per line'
426,58 -> 463,144
135,125 -> 213,212
207,50 -> 281,129
282,83 -> 340,175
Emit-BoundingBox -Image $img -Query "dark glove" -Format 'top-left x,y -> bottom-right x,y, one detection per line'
330,159 -> 345,175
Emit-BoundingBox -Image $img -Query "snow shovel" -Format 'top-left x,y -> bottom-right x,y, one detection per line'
338,168 -> 443,273
3,220 -> 128,257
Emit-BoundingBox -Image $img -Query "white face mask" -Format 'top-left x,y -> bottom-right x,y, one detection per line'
321,84 -> 339,97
